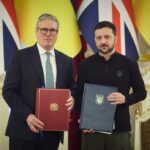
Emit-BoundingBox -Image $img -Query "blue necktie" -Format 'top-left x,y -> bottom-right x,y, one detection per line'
45,52 -> 54,88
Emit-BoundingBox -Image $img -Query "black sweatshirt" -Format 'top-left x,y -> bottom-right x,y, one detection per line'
75,52 -> 147,132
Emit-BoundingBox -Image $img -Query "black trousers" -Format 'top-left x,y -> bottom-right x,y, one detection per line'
9,131 -> 61,150
81,132 -> 132,150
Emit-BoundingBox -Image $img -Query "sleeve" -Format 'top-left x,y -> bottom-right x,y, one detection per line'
67,58 -> 76,97
125,61 -> 147,105
2,51 -> 32,122
75,62 -> 87,114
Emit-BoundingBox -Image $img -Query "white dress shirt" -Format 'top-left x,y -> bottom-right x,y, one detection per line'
37,43 -> 57,88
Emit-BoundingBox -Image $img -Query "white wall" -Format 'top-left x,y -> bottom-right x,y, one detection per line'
0,75 -> 9,150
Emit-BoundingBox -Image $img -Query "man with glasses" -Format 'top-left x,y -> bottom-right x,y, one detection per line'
75,21 -> 146,150
2,13 -> 75,150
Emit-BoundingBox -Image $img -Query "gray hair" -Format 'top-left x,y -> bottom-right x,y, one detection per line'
36,13 -> 59,29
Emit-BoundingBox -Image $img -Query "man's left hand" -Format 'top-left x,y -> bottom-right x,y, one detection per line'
107,92 -> 125,105
65,96 -> 74,111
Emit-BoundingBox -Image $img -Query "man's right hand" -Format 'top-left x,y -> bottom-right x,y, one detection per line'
82,129 -> 96,133
26,114 -> 44,133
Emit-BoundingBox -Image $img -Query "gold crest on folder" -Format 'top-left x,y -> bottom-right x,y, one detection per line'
95,94 -> 104,105
50,103 -> 59,111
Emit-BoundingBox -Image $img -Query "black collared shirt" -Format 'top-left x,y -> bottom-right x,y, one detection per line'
76,52 -> 146,132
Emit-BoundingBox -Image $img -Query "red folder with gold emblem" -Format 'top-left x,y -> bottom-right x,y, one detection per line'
36,88 -> 70,131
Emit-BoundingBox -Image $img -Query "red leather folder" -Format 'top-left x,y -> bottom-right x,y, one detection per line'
36,88 -> 70,131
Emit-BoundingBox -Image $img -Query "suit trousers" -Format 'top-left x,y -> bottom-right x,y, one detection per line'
81,132 -> 132,150
9,131 -> 61,150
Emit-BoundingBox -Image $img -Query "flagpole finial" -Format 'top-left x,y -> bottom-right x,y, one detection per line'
84,49 -> 94,58
139,54 -> 150,62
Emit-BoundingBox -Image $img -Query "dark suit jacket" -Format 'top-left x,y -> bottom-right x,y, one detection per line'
2,44 -> 75,140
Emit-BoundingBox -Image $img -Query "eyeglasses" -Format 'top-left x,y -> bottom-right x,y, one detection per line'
38,28 -> 58,35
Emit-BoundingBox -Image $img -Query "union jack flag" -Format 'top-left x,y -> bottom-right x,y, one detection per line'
72,0 -> 139,61
0,0 -> 21,74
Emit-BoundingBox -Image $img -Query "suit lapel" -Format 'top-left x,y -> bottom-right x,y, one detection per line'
30,45 -> 44,85
55,50 -> 62,88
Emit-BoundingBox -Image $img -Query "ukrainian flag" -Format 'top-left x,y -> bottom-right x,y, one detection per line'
14,0 -> 81,58
132,0 -> 150,46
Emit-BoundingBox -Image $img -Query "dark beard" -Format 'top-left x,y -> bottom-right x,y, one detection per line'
98,43 -> 115,54
98,47 -> 114,54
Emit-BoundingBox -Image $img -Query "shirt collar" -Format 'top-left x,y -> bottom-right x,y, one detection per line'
97,51 -> 117,62
37,43 -> 55,57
